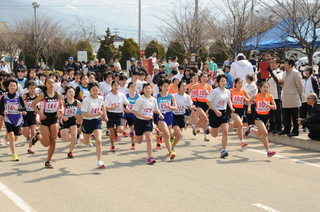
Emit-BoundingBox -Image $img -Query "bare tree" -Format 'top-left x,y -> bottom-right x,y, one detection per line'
0,31 -> 19,70
260,0 -> 320,65
207,0 -> 276,57
71,15 -> 96,46
155,1 -> 211,61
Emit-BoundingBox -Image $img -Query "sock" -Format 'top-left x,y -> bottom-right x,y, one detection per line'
266,149 -> 270,152
240,140 -> 244,143
221,149 -> 225,152
250,127 -> 253,133
13,153 -> 16,156
28,147 -> 32,150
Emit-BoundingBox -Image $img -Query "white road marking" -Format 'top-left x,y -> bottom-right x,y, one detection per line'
0,181 -> 36,212
252,203 -> 280,212
248,149 -> 320,168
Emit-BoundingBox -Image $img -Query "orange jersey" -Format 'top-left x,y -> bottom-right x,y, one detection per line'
169,84 -> 179,94
231,89 -> 245,108
256,93 -> 271,115
195,83 -> 212,102
188,83 -> 198,102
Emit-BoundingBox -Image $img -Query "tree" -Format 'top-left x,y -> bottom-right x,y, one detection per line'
165,40 -> 186,63
76,40 -> 95,61
260,0 -> 320,65
0,31 -> 19,69
119,38 -> 140,70
156,1 -> 211,62
145,40 -> 165,60
199,45 -> 208,64
208,42 -> 228,65
97,28 -> 122,61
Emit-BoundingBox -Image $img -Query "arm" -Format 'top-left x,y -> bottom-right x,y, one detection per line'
227,99 -> 235,113
247,94 -> 256,114
74,86 -> 80,100
263,95 -> 276,110
170,95 -> 178,111
295,72 -> 304,95
31,93 -> 46,120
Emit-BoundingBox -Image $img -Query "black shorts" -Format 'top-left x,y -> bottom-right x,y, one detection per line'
107,112 -> 124,129
194,101 -> 209,112
23,115 -> 37,127
125,116 -> 135,127
60,117 -> 77,129
208,109 -> 230,128
233,107 -> 245,118
173,114 -> 185,128
134,118 -> 153,136
5,122 -> 21,136
254,113 -> 269,125
40,115 -> 58,127
153,113 -> 158,125
82,118 -> 102,134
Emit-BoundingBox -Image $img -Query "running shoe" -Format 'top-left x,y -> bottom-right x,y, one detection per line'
205,124 -> 210,135
32,132 -> 40,145
27,149 -> 35,154
159,135 -> 163,143
170,151 -> 176,160
91,134 -> 95,140
110,146 -> 116,152
45,161 -> 54,169
220,150 -> 229,158
147,157 -> 156,164
185,123 -> 189,128
156,144 -> 162,150
25,137 -> 30,143
204,134 -> 210,142
191,124 -> 197,136
58,129 -> 61,138
170,135 -> 174,145
106,130 -> 110,136
67,152 -> 74,159
267,150 -> 276,158
5,137 -> 9,145
18,129 -> 22,136
87,141 -> 93,147
240,141 -> 248,148
131,143 -> 136,150
129,129 -> 134,138
245,125 -> 253,136
0,139 -> 2,145
13,154 -> 19,161
115,133 -> 119,141
197,128 -> 201,133
122,131 -> 128,137
96,161 -> 106,169
77,133 -> 84,145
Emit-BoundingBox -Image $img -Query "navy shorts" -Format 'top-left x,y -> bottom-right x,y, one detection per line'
5,122 -> 21,136
106,112 -> 124,128
23,114 -> 37,127
60,117 -> 77,129
156,112 -> 173,126
40,115 -> 58,127
125,116 -> 135,127
134,118 -> 153,136
208,109 -> 229,128
82,118 -> 102,134
233,108 -> 245,118
254,113 -> 269,125
173,114 -> 185,128
194,101 -> 209,112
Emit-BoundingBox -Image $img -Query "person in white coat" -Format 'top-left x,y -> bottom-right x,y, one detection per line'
230,53 -> 254,84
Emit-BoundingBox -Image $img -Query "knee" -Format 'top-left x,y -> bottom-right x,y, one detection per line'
117,128 -> 124,133
95,139 -> 102,145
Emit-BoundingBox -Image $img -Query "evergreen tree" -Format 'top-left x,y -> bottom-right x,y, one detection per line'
97,28 -> 122,61
208,42 -> 228,65
119,38 -> 140,70
76,40 -> 95,61
199,45 -> 209,63
145,40 -> 165,60
165,40 -> 186,63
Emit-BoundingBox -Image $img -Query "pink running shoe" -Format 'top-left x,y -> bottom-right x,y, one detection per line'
267,150 -> 276,158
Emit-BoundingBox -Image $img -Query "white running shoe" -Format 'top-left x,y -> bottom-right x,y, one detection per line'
96,161 -> 106,169
77,133 -> 83,145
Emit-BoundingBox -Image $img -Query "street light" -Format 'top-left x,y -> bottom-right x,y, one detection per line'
32,2 -> 40,27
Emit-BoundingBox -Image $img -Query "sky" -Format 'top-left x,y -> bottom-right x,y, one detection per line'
0,0 -> 223,41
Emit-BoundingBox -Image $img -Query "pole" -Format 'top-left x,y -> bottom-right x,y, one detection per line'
34,7 -> 36,28
138,0 -> 141,50
195,0 -> 198,62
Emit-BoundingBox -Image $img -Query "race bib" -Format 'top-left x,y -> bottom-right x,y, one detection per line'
6,102 -> 19,114
110,102 -> 121,111
160,102 -> 170,113
191,90 -> 197,98
128,104 -> 133,112
65,108 -> 77,117
257,101 -> 270,112
198,89 -> 208,99
45,102 -> 58,113
142,107 -> 153,116
215,100 -> 226,110
232,95 -> 244,105
25,101 -> 34,111
175,105 -> 185,115
90,107 -> 100,114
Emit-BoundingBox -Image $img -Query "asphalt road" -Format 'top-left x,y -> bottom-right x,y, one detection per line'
1,127 -> 320,212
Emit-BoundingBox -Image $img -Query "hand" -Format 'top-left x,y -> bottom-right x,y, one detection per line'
247,108 -> 252,114
297,118 -> 302,125
96,110 -> 103,116
113,104 -> 120,109
104,116 -> 109,122
262,100 -> 269,107
21,111 -> 27,116
12,105 -> 18,110
124,108 -> 130,114
63,116 -> 68,122
215,111 -> 222,117
39,113 -> 47,120
3,110 -> 8,115
145,115 -> 152,121
190,105 -> 196,110
230,107 -> 235,113
159,114 -> 164,120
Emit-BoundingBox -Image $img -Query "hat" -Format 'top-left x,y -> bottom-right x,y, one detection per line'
236,53 -> 246,61
68,57 -> 73,60
130,58 -> 136,61
160,65 -> 165,67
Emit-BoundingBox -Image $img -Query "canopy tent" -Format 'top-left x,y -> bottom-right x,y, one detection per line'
243,19 -> 320,51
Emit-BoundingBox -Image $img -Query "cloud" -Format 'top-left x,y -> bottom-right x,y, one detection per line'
65,5 -> 78,11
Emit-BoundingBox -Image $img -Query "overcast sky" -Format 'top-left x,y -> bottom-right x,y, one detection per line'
0,0 -> 225,40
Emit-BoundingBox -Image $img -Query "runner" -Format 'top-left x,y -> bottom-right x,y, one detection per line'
81,82 -> 108,169
0,79 -> 26,161
99,71 -> 113,99
206,74 -> 235,158
104,80 -> 130,152
156,79 -> 178,159
245,82 -> 277,158
0,76 -> 7,145
172,81 -> 195,151
22,81 -> 38,154
31,78 -> 63,169
169,78 -> 179,94
230,78 -> 250,148
57,86 -> 81,158
132,83 -> 164,164
124,82 -> 139,149
186,73 -> 199,128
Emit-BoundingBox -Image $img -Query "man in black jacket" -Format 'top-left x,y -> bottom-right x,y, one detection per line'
66,57 -> 79,71
128,58 -> 139,77
298,93 -> 320,140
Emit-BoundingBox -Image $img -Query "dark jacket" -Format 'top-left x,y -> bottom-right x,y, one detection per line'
67,62 -> 79,71
129,65 -> 139,77
152,71 -> 166,85
302,103 -> 320,126
310,76 -> 320,97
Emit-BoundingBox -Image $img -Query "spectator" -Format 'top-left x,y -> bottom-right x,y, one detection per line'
278,58 -> 304,137
137,61 -> 148,76
15,60 -> 27,76
298,93 -> 320,140
197,57 -> 203,70
244,73 -> 257,125
300,66 -> 319,131
66,57 -> 79,71
113,63 -> 123,75
152,65 -> 166,84
169,56 -> 179,71
35,61 -> 42,72
92,59 -> 100,72
222,55 -> 233,69
0,60 -> 11,73
181,59 -> 188,70
181,69 -> 191,84
211,57 -> 218,76
128,58 -> 139,78
99,58 -> 108,75
175,66 -> 185,81
230,53 -> 254,83
86,61 -> 94,72
114,58 -> 121,70
223,65 -> 233,89
13,56 -> 19,73
165,57 -> 172,74
62,60 -> 68,72
207,57 -> 214,71
268,57 -> 284,134
249,54 -> 257,72
148,51 -> 157,67
108,63 -> 115,73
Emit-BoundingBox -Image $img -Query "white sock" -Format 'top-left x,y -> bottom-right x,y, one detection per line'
13,153 -> 16,156
28,147 -> 32,150
266,149 -> 270,152
240,140 -> 244,143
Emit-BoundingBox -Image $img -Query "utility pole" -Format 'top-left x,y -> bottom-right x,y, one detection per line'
195,0 -> 199,62
138,0 -> 142,50
32,2 -> 40,28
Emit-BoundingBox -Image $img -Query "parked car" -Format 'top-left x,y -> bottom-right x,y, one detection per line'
299,52 -> 320,66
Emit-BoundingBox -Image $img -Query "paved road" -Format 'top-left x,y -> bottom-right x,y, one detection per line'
1,127 -> 320,212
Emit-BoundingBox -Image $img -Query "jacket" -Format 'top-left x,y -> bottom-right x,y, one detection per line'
301,103 -> 320,126
281,67 -> 304,108
230,59 -> 254,83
